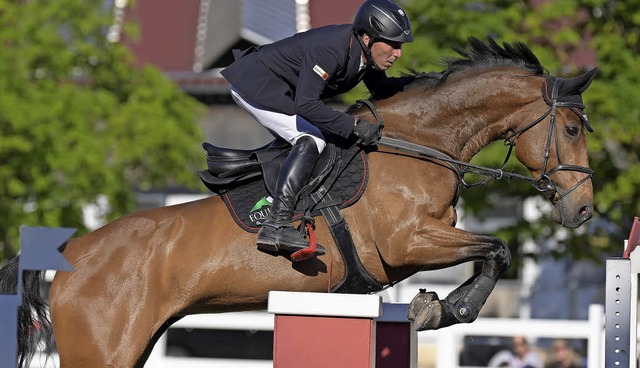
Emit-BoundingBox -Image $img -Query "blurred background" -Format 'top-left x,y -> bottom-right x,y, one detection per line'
1,0 -> 639,367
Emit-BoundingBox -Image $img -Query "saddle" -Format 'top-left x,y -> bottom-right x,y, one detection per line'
198,138 -> 367,232
198,138 -> 384,293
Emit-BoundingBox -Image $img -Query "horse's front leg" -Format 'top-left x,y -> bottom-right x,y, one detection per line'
408,266 -> 504,330
381,221 -> 511,331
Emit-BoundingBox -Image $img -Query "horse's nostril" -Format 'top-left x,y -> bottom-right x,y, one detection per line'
579,206 -> 593,221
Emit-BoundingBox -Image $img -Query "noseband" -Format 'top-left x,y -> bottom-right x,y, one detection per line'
365,76 -> 594,204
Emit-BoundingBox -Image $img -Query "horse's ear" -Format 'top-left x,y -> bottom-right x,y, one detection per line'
559,67 -> 599,96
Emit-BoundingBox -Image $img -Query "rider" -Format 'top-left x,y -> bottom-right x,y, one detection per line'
221,0 -> 414,255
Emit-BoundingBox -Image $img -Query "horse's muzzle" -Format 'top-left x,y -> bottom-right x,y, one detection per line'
552,202 -> 593,229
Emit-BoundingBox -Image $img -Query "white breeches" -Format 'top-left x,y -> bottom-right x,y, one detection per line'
230,86 -> 326,154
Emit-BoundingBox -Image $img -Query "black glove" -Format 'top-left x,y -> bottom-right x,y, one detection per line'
352,119 -> 382,145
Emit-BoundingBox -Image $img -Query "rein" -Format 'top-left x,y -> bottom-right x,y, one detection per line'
359,77 -> 594,202
377,136 -> 532,187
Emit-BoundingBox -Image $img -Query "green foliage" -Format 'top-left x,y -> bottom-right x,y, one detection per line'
348,0 -> 640,262
0,0 -> 204,259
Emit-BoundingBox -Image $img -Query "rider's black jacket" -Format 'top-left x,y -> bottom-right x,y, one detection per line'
221,24 -> 413,139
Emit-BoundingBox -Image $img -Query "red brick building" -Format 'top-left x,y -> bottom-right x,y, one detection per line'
123,0 -> 363,95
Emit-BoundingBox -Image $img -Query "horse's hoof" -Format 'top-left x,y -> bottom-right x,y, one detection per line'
413,301 -> 444,331
413,300 -> 457,331
407,290 -> 439,321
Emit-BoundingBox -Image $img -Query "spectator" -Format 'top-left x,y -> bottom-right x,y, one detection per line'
488,336 -> 544,368
545,339 -> 582,368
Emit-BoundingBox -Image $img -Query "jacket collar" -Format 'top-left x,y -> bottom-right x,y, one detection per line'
348,33 -> 368,77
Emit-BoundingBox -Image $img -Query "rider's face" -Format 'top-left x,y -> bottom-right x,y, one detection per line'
362,34 -> 403,70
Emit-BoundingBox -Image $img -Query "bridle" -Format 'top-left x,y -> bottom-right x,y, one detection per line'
362,76 -> 594,204
501,77 -> 594,204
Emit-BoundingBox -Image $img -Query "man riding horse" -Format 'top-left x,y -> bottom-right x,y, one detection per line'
221,0 -> 415,255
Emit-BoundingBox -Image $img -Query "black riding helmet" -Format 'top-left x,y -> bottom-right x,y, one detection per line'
353,0 -> 413,43
352,0 -> 413,70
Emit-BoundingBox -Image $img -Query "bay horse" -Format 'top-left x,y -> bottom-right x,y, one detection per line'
1,38 -> 597,367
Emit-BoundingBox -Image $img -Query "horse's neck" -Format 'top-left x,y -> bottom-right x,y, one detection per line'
380,70 -> 540,162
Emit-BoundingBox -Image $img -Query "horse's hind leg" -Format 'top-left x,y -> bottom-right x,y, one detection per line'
53,305 -> 156,367
51,275 -> 161,367
53,304 -> 162,367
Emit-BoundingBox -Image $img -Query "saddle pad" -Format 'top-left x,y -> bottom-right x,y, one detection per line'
219,150 -> 368,233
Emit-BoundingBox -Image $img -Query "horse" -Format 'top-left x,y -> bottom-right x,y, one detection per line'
0,38 -> 597,367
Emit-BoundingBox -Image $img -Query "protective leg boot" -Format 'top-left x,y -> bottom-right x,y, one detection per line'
257,136 -> 326,255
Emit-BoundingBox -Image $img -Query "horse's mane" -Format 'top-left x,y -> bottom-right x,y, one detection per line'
409,37 -> 546,89
347,37 -> 546,113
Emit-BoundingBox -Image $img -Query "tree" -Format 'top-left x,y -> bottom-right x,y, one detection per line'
0,0 -> 205,260
581,0 -> 640,254
346,0 -> 640,263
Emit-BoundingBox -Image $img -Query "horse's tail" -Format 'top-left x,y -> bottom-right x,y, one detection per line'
0,256 -> 53,368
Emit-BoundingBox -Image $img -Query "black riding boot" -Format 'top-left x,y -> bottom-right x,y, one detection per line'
257,136 -> 326,255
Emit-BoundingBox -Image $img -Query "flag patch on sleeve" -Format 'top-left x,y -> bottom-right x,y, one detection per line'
313,65 -> 329,80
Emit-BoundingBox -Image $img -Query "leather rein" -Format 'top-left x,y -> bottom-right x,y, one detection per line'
359,77 -> 594,204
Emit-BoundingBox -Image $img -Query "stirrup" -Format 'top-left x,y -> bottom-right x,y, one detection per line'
290,222 -> 325,261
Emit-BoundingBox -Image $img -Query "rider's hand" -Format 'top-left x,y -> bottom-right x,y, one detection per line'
352,119 -> 382,145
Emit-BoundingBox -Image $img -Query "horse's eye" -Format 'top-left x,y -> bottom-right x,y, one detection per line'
565,125 -> 580,137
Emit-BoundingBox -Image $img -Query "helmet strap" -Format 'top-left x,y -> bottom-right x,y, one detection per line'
354,31 -> 381,71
